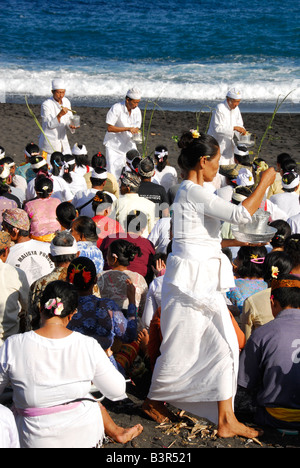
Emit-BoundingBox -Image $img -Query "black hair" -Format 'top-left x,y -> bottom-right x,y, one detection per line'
25,142 -> 40,156
269,220 -> 292,248
50,151 -> 64,176
90,167 -> 107,186
91,152 -> 106,169
154,145 -> 169,172
231,186 -> 253,205
67,256 -> 97,291
40,280 -> 78,319
73,145 -> 89,168
120,171 -> 141,193
126,210 -> 147,233
35,176 -> 53,198
233,144 -> 251,166
51,231 -> 78,264
109,239 -> 142,267
271,274 -> 300,309
281,158 -> 297,174
177,132 -> 219,171
92,191 -> 113,215
72,216 -> 98,242
1,157 -> 15,167
284,234 -> 300,269
235,245 -> 268,279
56,202 -> 77,230
2,219 -> 30,238
263,250 -> 293,284
138,156 -> 155,179
29,155 -> 48,174
62,154 -> 76,184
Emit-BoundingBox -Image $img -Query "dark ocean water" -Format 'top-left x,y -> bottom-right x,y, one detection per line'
0,0 -> 299,111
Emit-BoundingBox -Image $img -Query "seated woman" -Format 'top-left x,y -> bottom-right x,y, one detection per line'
70,216 -> 104,274
24,176 -> 61,242
61,154 -> 88,197
67,257 -> 147,377
227,245 -> 268,315
270,171 -> 300,219
98,239 -> 148,318
92,191 -> 124,248
100,211 -> 156,284
0,280 -> 134,448
151,145 -> 178,193
56,201 -> 78,231
240,250 -> 293,341
268,219 -> 292,252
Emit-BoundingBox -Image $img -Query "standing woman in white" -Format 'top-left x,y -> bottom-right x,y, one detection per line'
143,131 -> 276,438
39,79 -> 76,163
103,87 -> 142,180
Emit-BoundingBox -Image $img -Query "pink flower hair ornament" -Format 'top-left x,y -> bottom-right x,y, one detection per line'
45,297 -> 64,316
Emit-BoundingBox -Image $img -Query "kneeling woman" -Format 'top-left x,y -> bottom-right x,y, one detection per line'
143,131 -> 276,438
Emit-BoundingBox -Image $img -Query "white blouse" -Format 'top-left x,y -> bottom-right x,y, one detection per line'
0,331 -> 126,448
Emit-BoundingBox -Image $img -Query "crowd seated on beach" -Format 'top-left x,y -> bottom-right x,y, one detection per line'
0,137 -> 299,448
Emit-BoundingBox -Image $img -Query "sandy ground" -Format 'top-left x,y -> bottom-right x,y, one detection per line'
0,102 -> 299,450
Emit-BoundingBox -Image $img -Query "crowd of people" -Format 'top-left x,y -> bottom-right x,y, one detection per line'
0,81 -> 299,448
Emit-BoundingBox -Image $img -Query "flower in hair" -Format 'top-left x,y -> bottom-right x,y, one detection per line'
190,129 -> 200,139
45,297 -> 64,316
271,266 -> 279,279
68,264 -> 92,284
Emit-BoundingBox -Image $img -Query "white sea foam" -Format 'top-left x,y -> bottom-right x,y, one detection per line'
0,60 -> 299,110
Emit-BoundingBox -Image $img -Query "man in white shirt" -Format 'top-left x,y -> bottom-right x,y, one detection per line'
103,87 -> 142,180
39,78 -> 76,163
2,208 -> 54,287
208,87 -> 247,165
0,232 -> 29,346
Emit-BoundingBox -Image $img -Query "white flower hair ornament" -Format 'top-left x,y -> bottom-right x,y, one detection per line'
190,129 -> 200,139
45,297 -> 64,316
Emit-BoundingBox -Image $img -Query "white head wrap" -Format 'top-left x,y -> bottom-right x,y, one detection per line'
232,190 -> 248,203
0,148 -> 5,160
154,149 -> 168,162
0,163 -> 10,179
72,143 -> 87,156
282,172 -> 300,190
236,168 -> 254,187
234,145 -> 249,157
30,158 -> 47,170
52,78 -> 66,91
126,87 -> 142,100
91,169 -> 108,180
50,238 -> 78,257
227,87 -> 242,100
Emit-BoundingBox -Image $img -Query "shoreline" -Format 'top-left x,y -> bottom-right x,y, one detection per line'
0,102 -> 299,171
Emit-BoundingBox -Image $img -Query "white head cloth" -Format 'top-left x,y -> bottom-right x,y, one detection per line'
52,78 -> 66,91
0,163 -> 10,179
236,168 -> 254,186
91,169 -> 108,180
126,87 -> 142,100
282,172 -> 300,189
234,145 -> 249,157
227,87 -> 242,100
0,148 -> 5,159
50,238 -> 78,257
30,159 -> 47,170
232,190 -> 247,203
72,143 -> 87,156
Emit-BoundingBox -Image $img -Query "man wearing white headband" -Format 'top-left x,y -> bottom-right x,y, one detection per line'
38,78 -> 76,164
103,87 -> 142,180
28,231 -> 79,328
72,167 -> 116,218
208,87 -> 247,165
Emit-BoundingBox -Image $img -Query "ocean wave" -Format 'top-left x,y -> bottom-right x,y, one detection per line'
0,62 -> 299,110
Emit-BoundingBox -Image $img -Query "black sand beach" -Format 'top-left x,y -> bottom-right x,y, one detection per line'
1,102 -> 300,450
